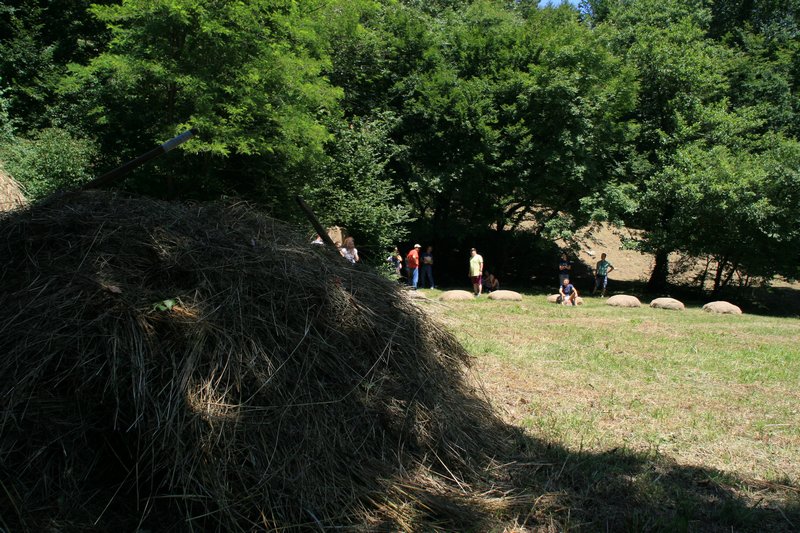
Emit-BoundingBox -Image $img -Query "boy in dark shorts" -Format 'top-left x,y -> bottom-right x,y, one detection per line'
559,277 -> 578,306
592,253 -> 615,297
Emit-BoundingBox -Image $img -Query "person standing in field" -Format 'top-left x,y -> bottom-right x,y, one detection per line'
420,245 -> 435,289
406,243 -> 421,289
559,277 -> 578,306
469,247 -> 484,297
558,253 -> 572,285
592,252 -> 615,297
387,246 -> 403,279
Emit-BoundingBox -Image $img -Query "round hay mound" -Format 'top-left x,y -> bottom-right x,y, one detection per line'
0,167 -> 27,213
487,290 -> 522,301
650,297 -> 685,311
606,295 -> 641,308
0,192 -> 516,531
439,290 -> 475,301
405,289 -> 429,300
703,301 -> 743,314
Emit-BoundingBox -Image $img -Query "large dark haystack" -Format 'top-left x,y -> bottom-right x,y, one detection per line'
0,192 -> 520,531
0,167 -> 26,212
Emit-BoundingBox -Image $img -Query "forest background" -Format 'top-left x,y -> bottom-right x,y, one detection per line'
2,0 -> 800,295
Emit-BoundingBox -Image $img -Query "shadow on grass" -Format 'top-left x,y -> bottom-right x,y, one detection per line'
391,419 -> 800,532
489,428 -> 800,532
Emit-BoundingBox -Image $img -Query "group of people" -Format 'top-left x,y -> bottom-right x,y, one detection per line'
557,252 -> 615,305
314,233 -> 613,302
392,244 -> 436,289
389,244 -> 499,296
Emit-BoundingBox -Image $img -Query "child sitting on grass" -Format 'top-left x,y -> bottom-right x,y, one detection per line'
559,277 -> 578,306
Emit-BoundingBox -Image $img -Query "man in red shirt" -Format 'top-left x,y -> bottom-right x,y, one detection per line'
406,244 -> 421,289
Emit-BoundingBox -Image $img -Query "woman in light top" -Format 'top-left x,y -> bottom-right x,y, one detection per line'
340,236 -> 359,264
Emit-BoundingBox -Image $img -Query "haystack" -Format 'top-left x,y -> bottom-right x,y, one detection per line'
703,301 -> 743,314
487,290 -> 523,301
0,167 -> 26,212
606,294 -> 641,308
650,297 -> 685,311
440,290 -> 475,301
0,192 -> 521,531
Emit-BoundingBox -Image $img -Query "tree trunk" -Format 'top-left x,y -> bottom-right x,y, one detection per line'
721,259 -> 739,290
697,256 -> 711,293
712,255 -> 728,295
647,249 -> 670,292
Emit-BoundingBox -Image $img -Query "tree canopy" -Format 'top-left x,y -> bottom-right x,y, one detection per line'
2,0 -> 799,285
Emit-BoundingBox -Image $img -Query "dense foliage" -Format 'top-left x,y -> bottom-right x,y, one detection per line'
1,0 -> 798,286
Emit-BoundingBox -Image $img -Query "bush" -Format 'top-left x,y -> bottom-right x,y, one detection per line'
0,127 -> 97,199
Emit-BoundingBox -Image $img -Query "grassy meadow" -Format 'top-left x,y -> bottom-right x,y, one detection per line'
419,288 -> 800,531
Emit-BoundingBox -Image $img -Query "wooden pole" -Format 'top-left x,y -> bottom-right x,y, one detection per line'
295,195 -> 340,255
80,128 -> 198,191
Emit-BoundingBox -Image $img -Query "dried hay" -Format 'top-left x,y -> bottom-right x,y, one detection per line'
405,289 -> 430,300
650,297 -> 685,311
703,301 -> 743,314
0,166 -> 26,212
487,290 -> 522,301
0,192 -> 527,531
606,294 -> 641,308
439,290 -> 475,301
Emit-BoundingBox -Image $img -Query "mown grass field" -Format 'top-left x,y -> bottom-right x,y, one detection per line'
419,288 -> 800,531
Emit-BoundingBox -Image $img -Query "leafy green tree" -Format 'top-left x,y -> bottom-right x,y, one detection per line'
382,3 -> 636,241
645,137 -> 800,290
61,0 -> 341,200
601,0 -> 800,290
599,0 -> 739,289
0,0 -> 111,132
302,114 -> 411,256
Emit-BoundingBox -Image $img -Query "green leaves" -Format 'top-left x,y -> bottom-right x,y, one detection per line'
64,0 -> 340,187
303,114 -> 411,254
0,127 -> 97,199
153,298 -> 177,312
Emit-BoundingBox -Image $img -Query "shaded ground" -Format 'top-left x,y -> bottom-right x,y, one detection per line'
461,370 -> 800,531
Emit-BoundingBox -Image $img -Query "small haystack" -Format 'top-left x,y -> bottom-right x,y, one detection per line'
0,167 -> 26,212
0,192 -> 522,531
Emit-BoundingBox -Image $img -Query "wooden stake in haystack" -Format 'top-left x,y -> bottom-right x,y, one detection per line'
0,167 -> 26,212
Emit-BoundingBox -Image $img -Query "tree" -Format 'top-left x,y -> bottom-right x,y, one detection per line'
382,3 -> 635,239
602,0 -> 800,290
599,0 -> 737,290
61,0 -> 341,201
0,127 -> 98,199
0,0 -> 111,133
302,114 -> 412,256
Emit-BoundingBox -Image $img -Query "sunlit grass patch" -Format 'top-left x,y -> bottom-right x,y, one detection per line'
427,291 -> 800,488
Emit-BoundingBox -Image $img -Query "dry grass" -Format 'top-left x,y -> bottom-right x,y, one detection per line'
0,167 -> 26,212
0,191 -> 538,532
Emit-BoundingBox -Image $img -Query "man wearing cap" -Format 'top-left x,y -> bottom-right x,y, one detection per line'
406,244 -> 421,289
